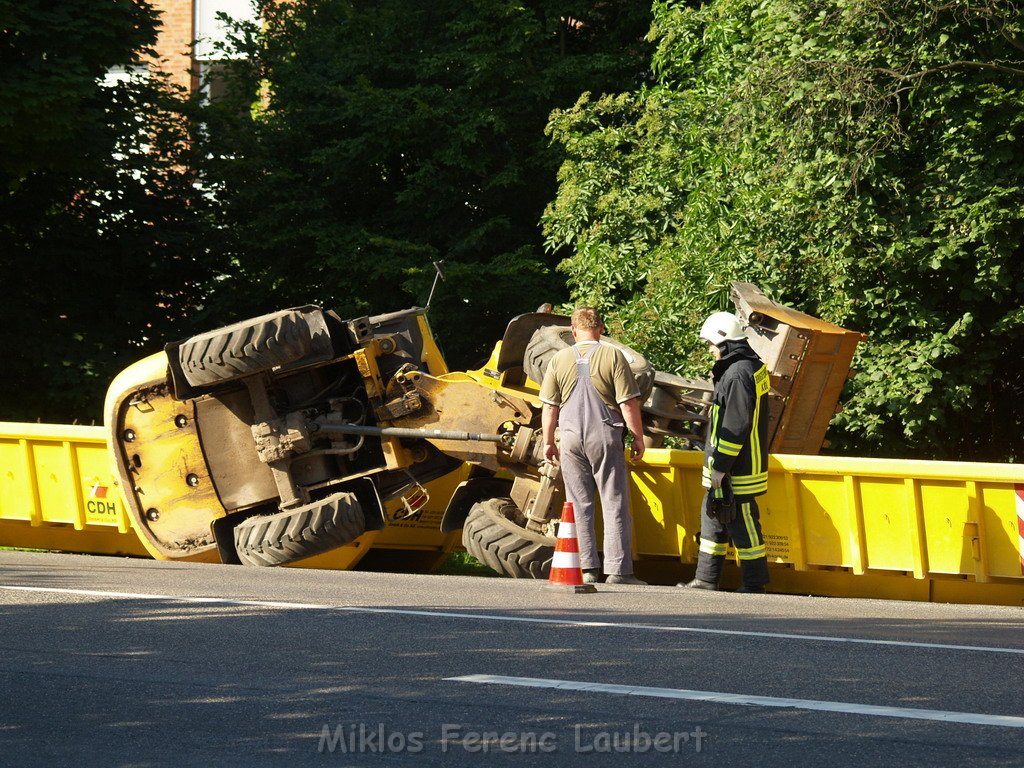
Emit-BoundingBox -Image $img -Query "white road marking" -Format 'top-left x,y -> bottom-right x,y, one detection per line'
1,584 -> 1022,656
447,674 -> 1024,729
0,584 -> 326,610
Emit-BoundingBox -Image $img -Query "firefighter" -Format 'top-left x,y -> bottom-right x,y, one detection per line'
680,311 -> 770,593
540,307 -> 647,585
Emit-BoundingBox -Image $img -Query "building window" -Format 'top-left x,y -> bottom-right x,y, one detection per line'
194,0 -> 258,101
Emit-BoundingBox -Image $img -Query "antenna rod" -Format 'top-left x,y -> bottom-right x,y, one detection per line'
426,260 -> 446,309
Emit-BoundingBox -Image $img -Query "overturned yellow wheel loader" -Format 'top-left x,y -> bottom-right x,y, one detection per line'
101,283 -> 860,574
107,307 -> 485,566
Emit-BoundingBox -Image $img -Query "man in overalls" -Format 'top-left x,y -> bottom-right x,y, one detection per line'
539,307 -> 647,585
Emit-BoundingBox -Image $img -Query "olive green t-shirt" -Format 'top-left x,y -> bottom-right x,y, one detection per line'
539,341 -> 641,410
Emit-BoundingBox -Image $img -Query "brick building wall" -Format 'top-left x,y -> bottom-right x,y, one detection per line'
150,0 -> 196,92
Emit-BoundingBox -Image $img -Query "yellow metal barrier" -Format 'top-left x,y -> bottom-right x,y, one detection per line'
629,449 -> 1024,606
0,422 -> 148,557
4,422 -> 1023,605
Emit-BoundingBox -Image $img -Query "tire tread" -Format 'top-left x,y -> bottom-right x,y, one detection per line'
233,492 -> 365,567
461,497 -> 556,579
178,310 -> 318,387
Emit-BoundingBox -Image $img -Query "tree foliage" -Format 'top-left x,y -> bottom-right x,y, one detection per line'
543,0 -> 1024,460
200,0 -> 651,367
0,0 -> 220,422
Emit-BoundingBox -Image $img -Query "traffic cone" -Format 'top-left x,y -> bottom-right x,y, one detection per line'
546,502 -> 597,594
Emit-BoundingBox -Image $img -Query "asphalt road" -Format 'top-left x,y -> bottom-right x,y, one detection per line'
0,550 -> 1021,767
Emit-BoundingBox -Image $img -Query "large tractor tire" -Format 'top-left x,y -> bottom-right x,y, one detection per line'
178,307 -> 330,387
523,325 -> 655,402
233,491 -> 365,567
461,497 -> 556,579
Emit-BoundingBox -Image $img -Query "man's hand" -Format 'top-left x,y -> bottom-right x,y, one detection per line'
544,443 -> 560,464
620,398 -> 645,464
710,497 -> 737,525
710,469 -> 726,489
629,438 -> 645,464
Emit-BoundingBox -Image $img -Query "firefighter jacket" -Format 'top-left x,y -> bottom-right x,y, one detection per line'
702,340 -> 770,497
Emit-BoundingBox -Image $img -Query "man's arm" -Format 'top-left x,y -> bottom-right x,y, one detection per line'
620,397 -> 645,463
542,403 -> 560,463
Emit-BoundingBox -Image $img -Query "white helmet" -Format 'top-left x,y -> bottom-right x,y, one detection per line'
699,312 -> 746,345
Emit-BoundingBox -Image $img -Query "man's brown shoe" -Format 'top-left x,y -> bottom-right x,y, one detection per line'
605,574 -> 647,585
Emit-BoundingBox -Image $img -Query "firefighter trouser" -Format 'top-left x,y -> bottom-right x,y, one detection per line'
694,493 -> 769,588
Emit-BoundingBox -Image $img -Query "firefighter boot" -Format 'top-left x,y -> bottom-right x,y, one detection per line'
678,578 -> 717,590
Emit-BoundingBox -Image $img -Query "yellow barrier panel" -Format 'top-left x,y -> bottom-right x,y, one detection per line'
0,422 -> 148,556
629,449 -> 1024,605
3,422 -> 1023,604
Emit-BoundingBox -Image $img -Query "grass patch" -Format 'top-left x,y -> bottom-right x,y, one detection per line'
434,550 -> 498,577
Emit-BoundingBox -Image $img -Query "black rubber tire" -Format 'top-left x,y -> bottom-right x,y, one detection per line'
523,325 -> 655,401
523,325 -> 573,385
233,491 -> 365,567
461,497 -> 556,579
178,308 -> 325,387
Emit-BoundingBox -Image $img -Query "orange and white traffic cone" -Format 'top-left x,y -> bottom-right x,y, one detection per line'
546,501 -> 597,594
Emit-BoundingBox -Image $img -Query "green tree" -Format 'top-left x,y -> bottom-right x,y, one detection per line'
543,0 -> 1024,461
0,0 -> 221,422
200,0 -> 651,367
